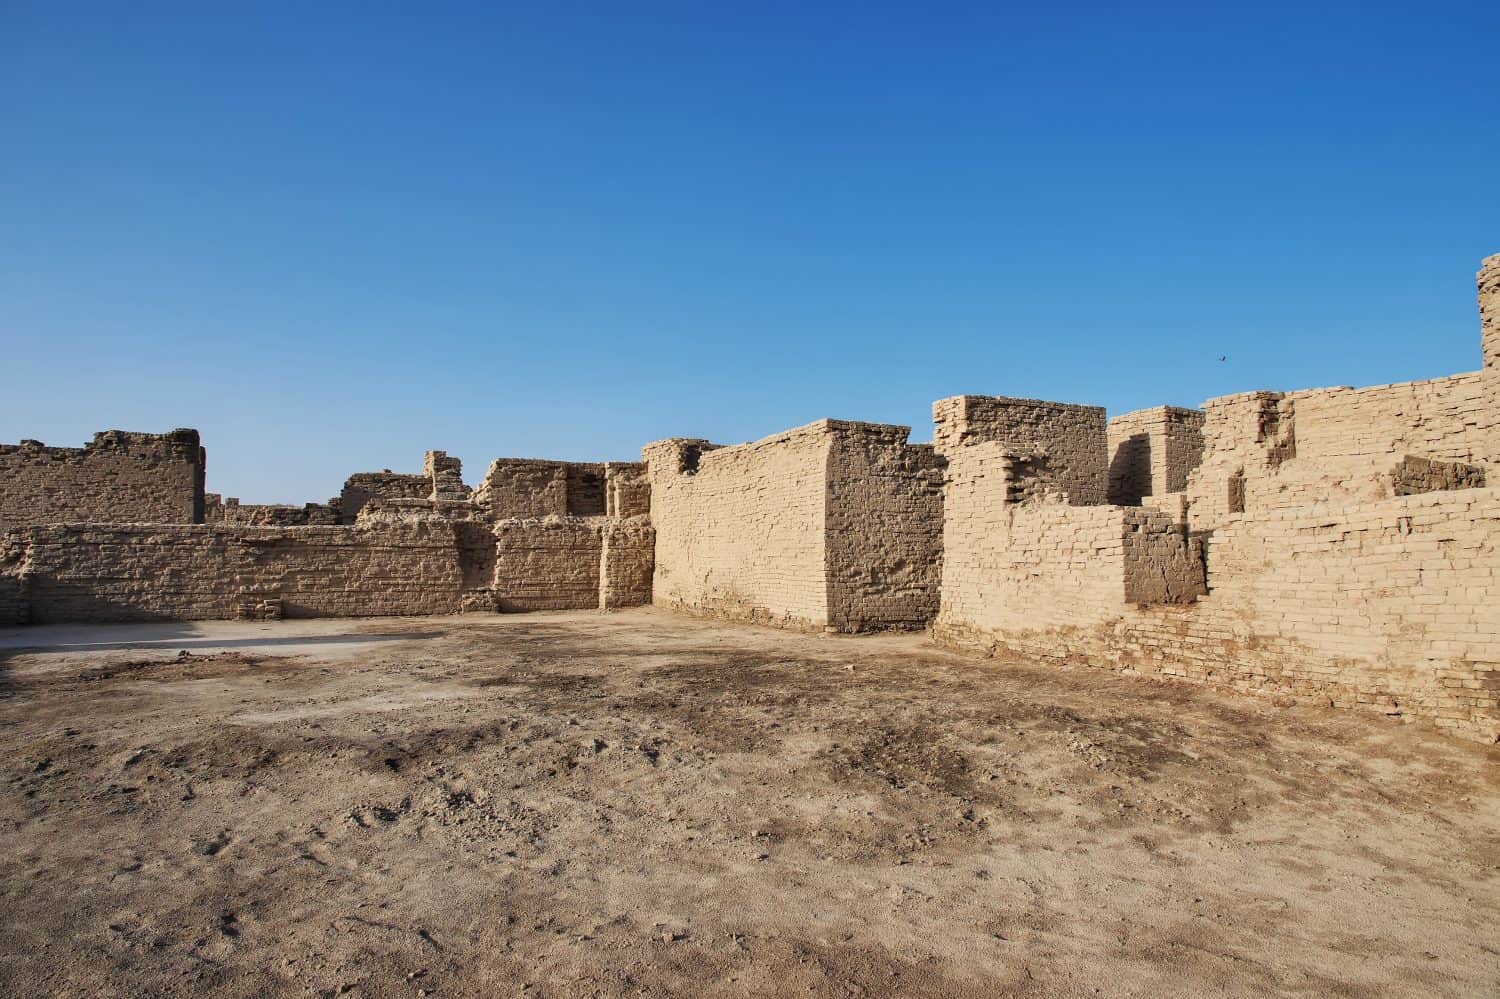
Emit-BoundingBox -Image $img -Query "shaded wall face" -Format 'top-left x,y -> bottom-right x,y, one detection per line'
1107,408 -> 1205,505
824,437 -> 944,632
0,430 -> 205,532
646,432 -> 831,629
565,466 -> 606,516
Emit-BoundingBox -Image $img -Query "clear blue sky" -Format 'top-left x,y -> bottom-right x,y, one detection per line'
3,3 -> 1496,503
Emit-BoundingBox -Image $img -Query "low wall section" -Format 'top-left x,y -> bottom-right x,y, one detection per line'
937,488 -> 1499,743
7,522 -> 469,622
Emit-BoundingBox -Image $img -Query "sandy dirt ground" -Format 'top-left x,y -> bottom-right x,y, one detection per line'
0,608 -> 1496,998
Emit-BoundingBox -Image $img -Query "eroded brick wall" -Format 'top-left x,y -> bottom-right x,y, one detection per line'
645,428 -> 831,629
646,420 -> 944,632
472,460 -> 607,520
938,441 -> 1201,638
939,489 -> 1499,743
493,518 -> 604,611
933,396 -> 1108,505
0,430 -> 205,532
11,522 -> 469,622
339,472 -> 430,523
1107,406 -> 1205,504
1185,374 -> 1497,529
600,519 -> 655,609
824,428 -> 944,632
1481,253 -> 1499,370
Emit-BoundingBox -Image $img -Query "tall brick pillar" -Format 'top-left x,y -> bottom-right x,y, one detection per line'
1481,253 -> 1500,370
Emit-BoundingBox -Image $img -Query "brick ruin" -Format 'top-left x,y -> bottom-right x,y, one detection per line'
2,254 -> 1497,742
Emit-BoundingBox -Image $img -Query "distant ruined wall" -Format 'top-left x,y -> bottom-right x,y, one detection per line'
339,472 -> 430,523
205,495 -> 341,526
605,462 -> 651,518
9,522 -> 469,622
0,430 -> 205,533
472,460 -> 607,520
1107,406 -> 1205,505
933,396 -> 1108,505
933,260 -> 1500,743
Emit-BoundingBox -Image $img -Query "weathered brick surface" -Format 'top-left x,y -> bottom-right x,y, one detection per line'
605,462 -> 651,518
8,522 -> 469,622
1392,455 -> 1486,496
825,431 -> 944,631
1107,406 -> 1205,505
1185,373 -> 1497,529
937,488 -> 1500,743
0,430 -> 205,532
339,472 -> 430,523
600,519 -> 655,610
1481,253 -> 1500,370
932,395 -> 1108,505
937,442 -> 1201,637
472,459 -> 607,519
493,518 -> 604,611
205,495 -> 341,526
645,420 -> 942,632
645,427 -> 831,629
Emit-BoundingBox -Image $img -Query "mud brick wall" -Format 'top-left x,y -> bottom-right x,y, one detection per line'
933,395 -> 1108,505
339,472 -> 430,523
492,518 -> 605,611
600,519 -> 655,609
647,421 -> 945,632
1107,406 -> 1205,505
11,522 -> 468,622
645,428 -> 831,629
605,462 -> 651,518
938,441 -> 1201,638
1481,253 -> 1499,370
940,488 -> 1500,744
0,535 -> 27,625
1392,455 -> 1486,496
1185,373 -> 1498,529
206,496 -> 341,526
423,451 -> 470,501
824,428 -> 944,631
472,460 -> 607,520
0,430 -> 205,532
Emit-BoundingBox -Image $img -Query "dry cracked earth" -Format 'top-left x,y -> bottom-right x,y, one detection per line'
0,608 -> 1496,997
